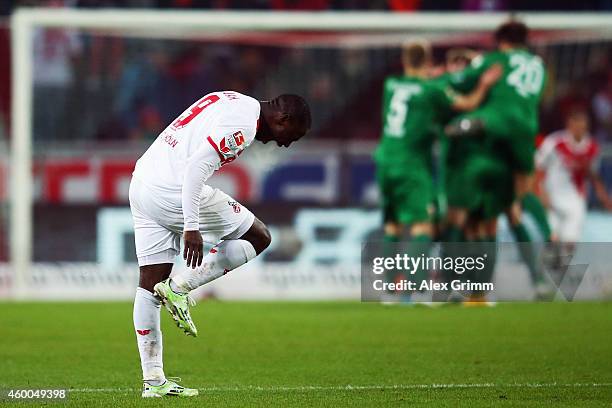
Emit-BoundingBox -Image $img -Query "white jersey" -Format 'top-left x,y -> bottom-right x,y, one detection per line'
536,130 -> 599,205
133,91 -> 260,231
536,130 -> 600,242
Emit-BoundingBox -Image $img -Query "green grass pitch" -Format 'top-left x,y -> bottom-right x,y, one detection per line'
0,301 -> 610,407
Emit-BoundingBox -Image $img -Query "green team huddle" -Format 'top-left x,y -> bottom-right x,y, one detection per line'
446,49 -> 545,219
375,21 -> 551,302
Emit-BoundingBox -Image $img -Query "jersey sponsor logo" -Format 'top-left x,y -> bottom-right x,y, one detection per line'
470,55 -> 484,69
220,131 -> 245,154
206,136 -> 242,166
228,200 -> 241,213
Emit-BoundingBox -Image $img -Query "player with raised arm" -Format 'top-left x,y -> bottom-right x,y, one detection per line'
445,20 -> 546,239
374,40 -> 500,301
129,91 -> 310,397
442,42 -> 551,299
443,21 -> 547,302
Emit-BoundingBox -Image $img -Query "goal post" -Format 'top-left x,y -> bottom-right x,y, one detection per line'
11,8 -> 612,31
10,10 -> 34,299
8,8 -> 612,298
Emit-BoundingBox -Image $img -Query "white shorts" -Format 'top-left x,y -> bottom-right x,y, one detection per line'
548,195 -> 586,242
129,177 -> 254,266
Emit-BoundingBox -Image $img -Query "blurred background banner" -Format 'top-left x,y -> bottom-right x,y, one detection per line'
1,4 -> 612,300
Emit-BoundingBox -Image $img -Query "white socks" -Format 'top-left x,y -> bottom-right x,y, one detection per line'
133,287 -> 165,384
134,240 -> 256,383
172,239 -> 257,293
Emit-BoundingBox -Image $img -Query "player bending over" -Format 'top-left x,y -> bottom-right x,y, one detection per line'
129,91 -> 310,397
374,40 -> 500,301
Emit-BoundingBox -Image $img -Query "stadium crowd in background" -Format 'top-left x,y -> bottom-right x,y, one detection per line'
4,0 -> 612,13
0,1 -> 611,228
0,2 -> 610,277
0,1 -> 612,147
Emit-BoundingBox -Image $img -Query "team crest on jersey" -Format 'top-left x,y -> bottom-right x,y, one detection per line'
227,201 -> 241,213
219,131 -> 245,155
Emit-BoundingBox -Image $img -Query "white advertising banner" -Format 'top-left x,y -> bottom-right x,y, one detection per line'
1,209 -> 612,301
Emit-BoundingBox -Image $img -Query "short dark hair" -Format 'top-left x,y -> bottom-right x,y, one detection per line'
402,41 -> 430,69
495,20 -> 529,46
566,109 -> 589,122
275,94 -> 312,130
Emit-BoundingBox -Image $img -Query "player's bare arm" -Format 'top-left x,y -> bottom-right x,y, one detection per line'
450,64 -> 502,112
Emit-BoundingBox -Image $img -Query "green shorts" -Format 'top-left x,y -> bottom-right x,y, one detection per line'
377,166 -> 434,225
454,106 -> 537,174
481,165 -> 514,219
446,149 -> 514,219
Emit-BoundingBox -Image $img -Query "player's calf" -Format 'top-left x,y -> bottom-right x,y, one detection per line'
239,217 -> 272,255
156,218 -> 271,336
171,217 -> 270,294
138,263 -> 173,293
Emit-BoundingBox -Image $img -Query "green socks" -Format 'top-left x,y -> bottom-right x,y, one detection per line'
383,234 -> 401,293
522,193 -> 552,242
512,222 -> 543,284
409,234 -> 432,289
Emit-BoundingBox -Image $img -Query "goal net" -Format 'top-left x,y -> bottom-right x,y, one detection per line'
4,9 -> 612,299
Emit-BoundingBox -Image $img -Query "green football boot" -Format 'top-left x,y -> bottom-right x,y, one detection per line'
153,279 -> 198,337
142,378 -> 198,398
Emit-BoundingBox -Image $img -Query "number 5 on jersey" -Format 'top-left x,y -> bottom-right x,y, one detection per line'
384,85 -> 421,138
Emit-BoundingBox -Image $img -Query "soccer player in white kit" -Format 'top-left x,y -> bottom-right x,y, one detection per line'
536,110 -> 612,243
129,91 -> 311,397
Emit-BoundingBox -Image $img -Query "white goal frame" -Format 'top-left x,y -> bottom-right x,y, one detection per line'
9,8 -> 612,297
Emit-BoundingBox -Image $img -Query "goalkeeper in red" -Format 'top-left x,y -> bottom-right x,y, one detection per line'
129,91 -> 310,397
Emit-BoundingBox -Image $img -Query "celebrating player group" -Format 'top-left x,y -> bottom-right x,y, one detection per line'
375,20 -> 612,304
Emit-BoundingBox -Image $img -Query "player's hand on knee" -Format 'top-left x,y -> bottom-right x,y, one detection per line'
183,230 -> 204,269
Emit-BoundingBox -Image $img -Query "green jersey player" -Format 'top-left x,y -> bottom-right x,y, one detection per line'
374,42 -> 501,302
443,21 -> 547,303
445,21 -> 547,236
375,41 -> 501,241
374,41 -> 500,299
